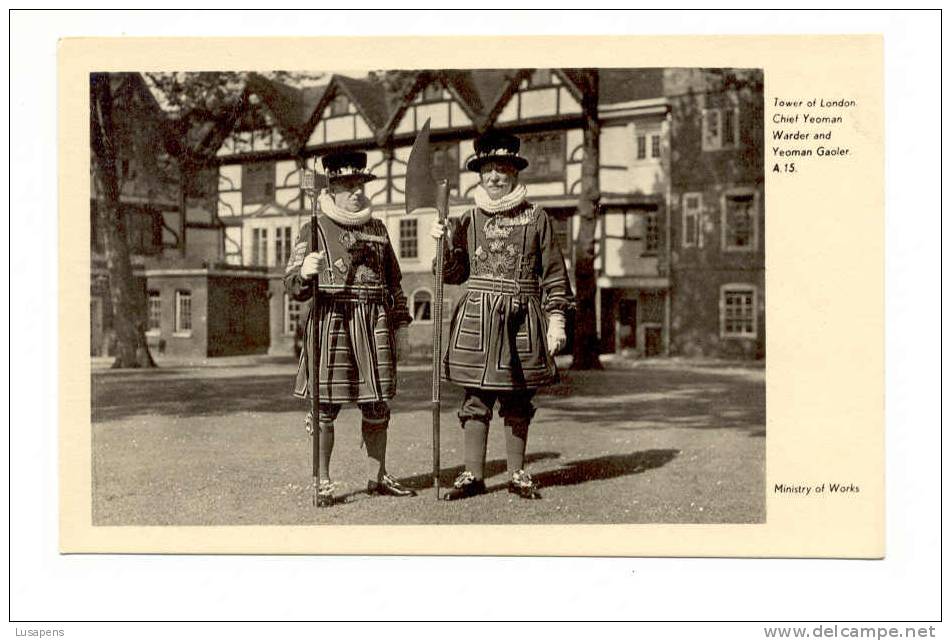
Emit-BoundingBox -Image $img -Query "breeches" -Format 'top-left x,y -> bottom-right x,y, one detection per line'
458,387 -> 536,425
314,401 -> 390,434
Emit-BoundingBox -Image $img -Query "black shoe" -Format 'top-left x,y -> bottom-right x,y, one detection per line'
508,470 -> 542,500
314,479 -> 336,508
367,473 -> 417,497
443,471 -> 487,501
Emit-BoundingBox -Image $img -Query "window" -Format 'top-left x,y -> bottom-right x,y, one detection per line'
702,108 -> 740,151
329,93 -> 350,116
126,210 -> 161,255
147,290 -> 161,332
618,205 -> 659,254
549,212 -> 573,257
284,294 -> 302,335
274,226 -> 292,267
251,227 -> 269,266
175,291 -> 192,334
528,69 -> 552,87
722,191 -> 757,251
242,162 -> 275,205
721,285 -> 757,338
412,289 -> 433,322
419,83 -> 443,102
399,219 -> 418,259
520,132 -> 566,183
682,193 -> 703,248
636,135 -> 647,160
645,211 -> 659,253
431,142 -> 460,188
651,134 -> 662,158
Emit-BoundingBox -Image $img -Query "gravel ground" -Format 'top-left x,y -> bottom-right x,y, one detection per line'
91,357 -> 765,525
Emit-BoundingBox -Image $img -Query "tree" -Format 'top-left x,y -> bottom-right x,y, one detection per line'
90,71 -> 324,368
569,69 -> 603,370
90,73 -> 156,368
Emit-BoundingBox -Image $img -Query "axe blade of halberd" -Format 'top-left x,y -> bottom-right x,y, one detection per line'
405,118 -> 438,216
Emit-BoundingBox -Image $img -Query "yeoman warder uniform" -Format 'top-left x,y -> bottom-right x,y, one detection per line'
432,131 -> 575,501
285,150 -> 416,507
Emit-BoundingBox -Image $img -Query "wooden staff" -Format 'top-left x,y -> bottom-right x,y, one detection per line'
302,165 -> 322,507
430,180 -> 450,499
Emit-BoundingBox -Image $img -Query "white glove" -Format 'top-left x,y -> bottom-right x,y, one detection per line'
430,219 -> 448,240
394,327 -> 410,361
547,312 -> 567,356
299,251 -> 327,280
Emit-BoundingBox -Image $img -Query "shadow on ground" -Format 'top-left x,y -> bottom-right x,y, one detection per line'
93,365 -> 764,437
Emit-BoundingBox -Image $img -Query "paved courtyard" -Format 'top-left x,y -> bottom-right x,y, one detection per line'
91,356 -> 765,525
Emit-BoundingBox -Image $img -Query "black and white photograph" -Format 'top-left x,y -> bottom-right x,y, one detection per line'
89,65 -> 766,527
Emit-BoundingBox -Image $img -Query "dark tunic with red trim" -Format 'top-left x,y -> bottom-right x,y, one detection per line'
440,203 -> 575,390
284,216 -> 412,403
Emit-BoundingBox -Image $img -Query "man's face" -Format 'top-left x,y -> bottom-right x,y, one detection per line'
330,178 -> 367,212
479,160 -> 519,200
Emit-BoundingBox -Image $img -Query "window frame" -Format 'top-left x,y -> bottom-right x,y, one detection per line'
241,161 -> 276,206
174,290 -> 193,336
274,226 -> 292,268
147,289 -> 162,335
720,188 -> 759,253
399,218 -> 419,260
519,131 -> 567,184
702,107 -> 741,152
719,284 -> 758,339
682,192 -> 703,248
251,227 -> 269,266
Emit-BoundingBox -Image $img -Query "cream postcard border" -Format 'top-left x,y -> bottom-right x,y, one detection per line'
59,35 -> 884,557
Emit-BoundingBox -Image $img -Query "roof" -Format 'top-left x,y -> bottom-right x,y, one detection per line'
197,68 -> 681,155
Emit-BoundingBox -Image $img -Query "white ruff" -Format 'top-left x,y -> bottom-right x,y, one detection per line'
318,189 -> 372,226
474,183 -> 528,214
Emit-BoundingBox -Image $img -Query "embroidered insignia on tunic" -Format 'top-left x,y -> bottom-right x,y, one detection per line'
473,239 -> 520,278
334,258 -> 348,274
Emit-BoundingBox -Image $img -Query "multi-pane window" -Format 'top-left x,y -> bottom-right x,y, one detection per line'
242,162 -> 275,205
412,289 -> 433,322
399,219 -> 418,259
549,212 -> 573,257
431,142 -> 460,188
284,294 -> 302,335
645,211 -> 659,253
682,193 -> 702,248
635,132 -> 662,161
721,286 -> 757,338
274,226 -> 292,267
722,192 -> 756,251
127,210 -> 161,255
329,93 -> 350,116
175,291 -> 192,334
636,135 -> 647,160
147,290 -> 161,332
520,132 -> 565,183
702,108 -> 740,151
251,228 -> 269,266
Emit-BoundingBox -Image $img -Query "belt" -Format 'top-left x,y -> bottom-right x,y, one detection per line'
316,287 -> 390,305
467,277 -> 540,297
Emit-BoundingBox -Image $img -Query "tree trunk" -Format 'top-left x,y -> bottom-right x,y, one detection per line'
571,70 -> 603,370
90,73 -> 155,369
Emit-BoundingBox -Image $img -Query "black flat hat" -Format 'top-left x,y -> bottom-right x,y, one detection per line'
321,150 -> 377,184
466,130 -> 530,172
